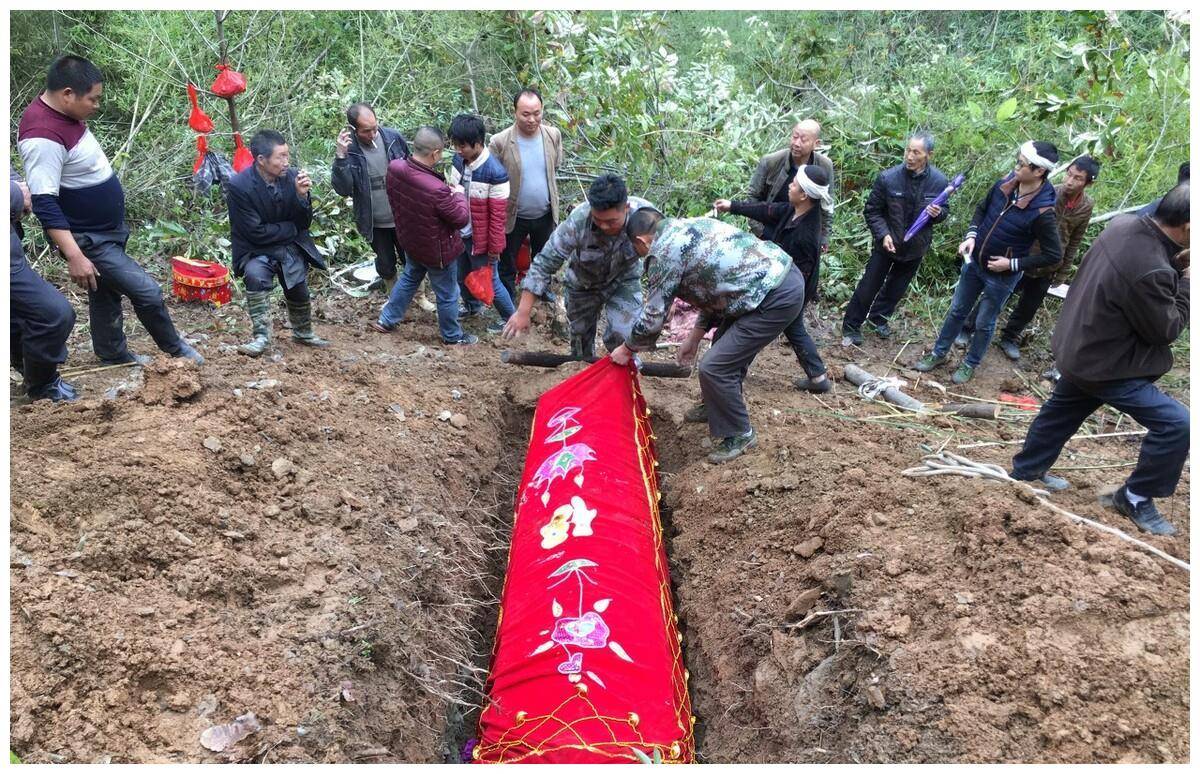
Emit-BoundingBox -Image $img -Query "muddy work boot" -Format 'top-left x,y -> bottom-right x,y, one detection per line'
286,298 -> 330,348
794,373 -> 833,393
841,328 -> 864,347
174,342 -> 205,365
683,402 -> 708,423
708,428 -> 758,464
914,352 -> 948,372
23,360 -> 78,403
382,275 -> 397,297
238,291 -> 272,356
1108,485 -> 1178,536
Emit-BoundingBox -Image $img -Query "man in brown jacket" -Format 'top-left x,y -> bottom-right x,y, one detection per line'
747,119 -> 834,249
489,87 -> 564,302
962,155 -> 1101,360
1010,181 -> 1189,536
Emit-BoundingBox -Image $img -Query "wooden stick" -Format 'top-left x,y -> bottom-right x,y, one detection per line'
957,428 -> 1148,449
59,362 -> 140,378
499,350 -> 692,379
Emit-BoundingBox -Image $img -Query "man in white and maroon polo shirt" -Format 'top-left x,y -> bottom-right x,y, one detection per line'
18,55 -> 202,366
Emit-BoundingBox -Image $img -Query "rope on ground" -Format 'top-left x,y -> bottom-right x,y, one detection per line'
902,451 -> 1190,573
857,375 -> 905,402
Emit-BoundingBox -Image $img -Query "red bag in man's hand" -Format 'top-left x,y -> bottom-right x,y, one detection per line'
464,265 -> 495,306
211,64 -> 247,98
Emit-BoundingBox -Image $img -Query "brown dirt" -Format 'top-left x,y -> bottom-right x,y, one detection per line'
9,290 -> 1190,763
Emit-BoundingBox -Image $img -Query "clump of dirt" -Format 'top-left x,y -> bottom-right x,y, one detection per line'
9,293 -> 1190,763
139,358 -> 203,405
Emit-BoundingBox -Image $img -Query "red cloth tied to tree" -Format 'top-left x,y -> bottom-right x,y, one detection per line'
464,265 -> 495,306
210,63 -> 247,98
474,359 -> 694,764
192,135 -> 209,175
232,132 -> 253,173
186,83 -> 214,134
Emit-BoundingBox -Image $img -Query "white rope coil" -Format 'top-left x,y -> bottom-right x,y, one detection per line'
857,376 -> 905,401
903,452 -> 1189,573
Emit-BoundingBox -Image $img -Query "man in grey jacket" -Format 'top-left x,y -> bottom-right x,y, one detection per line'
747,119 -> 835,249
331,102 -> 434,309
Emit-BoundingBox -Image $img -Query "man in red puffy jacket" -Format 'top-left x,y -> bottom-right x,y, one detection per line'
369,126 -> 478,345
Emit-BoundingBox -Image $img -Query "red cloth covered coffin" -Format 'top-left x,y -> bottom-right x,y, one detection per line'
474,358 -> 694,763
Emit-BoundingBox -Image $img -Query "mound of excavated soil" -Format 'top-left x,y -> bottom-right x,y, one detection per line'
9,292 -> 1189,763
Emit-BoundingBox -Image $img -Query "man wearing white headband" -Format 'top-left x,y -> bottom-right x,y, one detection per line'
915,140 -> 1063,384
713,164 -> 834,395
747,119 -> 835,249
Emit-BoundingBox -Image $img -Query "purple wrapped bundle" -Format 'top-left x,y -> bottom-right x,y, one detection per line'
903,172 -> 965,242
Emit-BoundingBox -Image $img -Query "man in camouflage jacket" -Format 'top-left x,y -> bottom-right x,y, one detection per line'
502,174 -> 654,357
611,211 -> 806,464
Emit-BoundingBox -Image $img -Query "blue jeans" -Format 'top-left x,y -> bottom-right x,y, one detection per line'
1012,376 -> 1189,498
378,261 -> 465,342
931,260 -> 1023,368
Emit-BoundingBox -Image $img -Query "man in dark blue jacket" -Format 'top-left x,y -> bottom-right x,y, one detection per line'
331,102 -> 419,300
227,130 -> 329,356
842,132 -> 949,344
915,141 -> 1063,384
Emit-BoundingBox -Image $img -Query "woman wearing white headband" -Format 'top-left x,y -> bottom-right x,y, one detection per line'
713,164 -> 833,393
915,140 -> 1064,385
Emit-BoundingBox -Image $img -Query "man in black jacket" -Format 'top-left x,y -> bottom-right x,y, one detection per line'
331,103 -> 411,296
842,132 -> 949,344
227,130 -> 329,356
1011,182 -> 1189,536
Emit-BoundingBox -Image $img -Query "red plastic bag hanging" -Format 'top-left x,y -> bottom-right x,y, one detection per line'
210,63 -> 247,98
464,265 -> 495,305
192,135 -> 209,174
232,132 -> 253,173
186,83 -> 214,134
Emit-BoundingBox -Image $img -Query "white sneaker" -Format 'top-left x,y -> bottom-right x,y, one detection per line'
417,294 -> 437,313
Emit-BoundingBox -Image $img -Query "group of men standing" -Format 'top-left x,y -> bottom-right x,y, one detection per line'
9,54 -> 1191,533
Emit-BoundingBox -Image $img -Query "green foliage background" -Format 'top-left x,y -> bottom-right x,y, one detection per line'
8,10 -> 1191,302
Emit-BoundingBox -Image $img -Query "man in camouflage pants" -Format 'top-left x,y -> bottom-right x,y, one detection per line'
611,209 -> 805,464
501,174 -> 654,357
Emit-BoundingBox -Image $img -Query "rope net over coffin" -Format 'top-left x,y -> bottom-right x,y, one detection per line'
474,359 -> 694,763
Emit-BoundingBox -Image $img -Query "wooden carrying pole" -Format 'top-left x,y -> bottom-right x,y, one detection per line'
500,350 -> 692,379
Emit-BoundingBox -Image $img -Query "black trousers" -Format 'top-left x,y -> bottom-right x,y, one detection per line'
10,232 -> 75,368
370,226 -> 405,281
842,248 -> 922,333
963,273 -> 1054,343
499,211 -> 555,301
243,255 -> 310,302
74,227 -> 184,360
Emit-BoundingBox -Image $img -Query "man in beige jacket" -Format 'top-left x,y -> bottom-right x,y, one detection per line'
489,87 -> 564,301
747,119 -> 834,250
